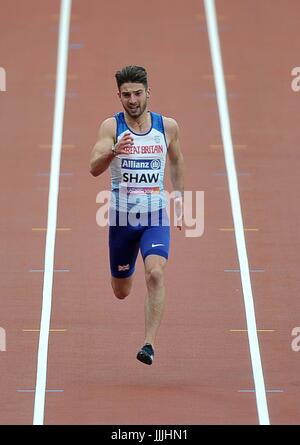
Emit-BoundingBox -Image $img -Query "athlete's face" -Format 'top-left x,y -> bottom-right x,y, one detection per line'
118,82 -> 150,118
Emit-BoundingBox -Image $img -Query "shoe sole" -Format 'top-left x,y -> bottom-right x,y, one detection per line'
136,350 -> 153,365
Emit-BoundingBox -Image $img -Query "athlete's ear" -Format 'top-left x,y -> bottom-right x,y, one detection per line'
117,90 -> 121,99
146,87 -> 151,98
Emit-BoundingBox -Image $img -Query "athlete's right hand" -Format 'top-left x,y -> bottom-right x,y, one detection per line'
113,132 -> 134,155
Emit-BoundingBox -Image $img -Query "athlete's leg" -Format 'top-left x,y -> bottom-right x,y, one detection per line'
143,254 -> 167,346
139,211 -> 170,348
109,215 -> 141,300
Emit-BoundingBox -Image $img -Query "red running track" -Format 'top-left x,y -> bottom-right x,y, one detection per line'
0,0 -> 300,425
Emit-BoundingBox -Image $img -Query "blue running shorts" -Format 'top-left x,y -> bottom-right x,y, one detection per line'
109,208 -> 170,278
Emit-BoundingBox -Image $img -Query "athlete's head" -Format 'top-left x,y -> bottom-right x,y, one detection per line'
115,65 -> 148,90
115,65 -> 150,118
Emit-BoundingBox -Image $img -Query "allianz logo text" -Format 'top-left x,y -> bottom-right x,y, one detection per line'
121,158 -> 161,170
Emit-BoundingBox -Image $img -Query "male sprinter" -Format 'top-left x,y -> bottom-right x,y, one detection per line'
90,66 -> 184,365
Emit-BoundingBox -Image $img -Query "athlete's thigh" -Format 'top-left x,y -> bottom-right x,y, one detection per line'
109,224 -> 140,278
139,223 -> 170,262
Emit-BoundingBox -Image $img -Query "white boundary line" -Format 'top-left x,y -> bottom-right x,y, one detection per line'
203,0 -> 270,425
33,0 -> 72,425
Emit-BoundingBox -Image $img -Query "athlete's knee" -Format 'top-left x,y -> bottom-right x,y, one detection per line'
111,279 -> 131,300
145,266 -> 164,289
113,288 -> 130,300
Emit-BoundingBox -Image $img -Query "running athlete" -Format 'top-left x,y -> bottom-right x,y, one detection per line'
90,66 -> 184,365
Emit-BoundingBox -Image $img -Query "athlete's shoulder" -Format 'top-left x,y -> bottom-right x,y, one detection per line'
162,116 -> 179,127
101,116 -> 117,127
162,116 -> 180,137
97,116 -> 116,139
100,116 -> 116,130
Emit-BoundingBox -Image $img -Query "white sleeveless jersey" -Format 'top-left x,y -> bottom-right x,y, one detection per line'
110,111 -> 168,213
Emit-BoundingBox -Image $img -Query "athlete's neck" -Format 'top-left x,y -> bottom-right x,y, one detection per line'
124,110 -> 151,133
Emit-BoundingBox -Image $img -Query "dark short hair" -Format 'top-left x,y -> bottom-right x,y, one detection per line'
115,65 -> 148,90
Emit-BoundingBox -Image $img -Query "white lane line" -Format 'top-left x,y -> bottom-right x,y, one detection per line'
37,172 -> 74,176
18,389 -> 64,393
239,389 -> 283,394
224,269 -> 265,273
33,0 -> 72,426
203,0 -> 270,425
29,269 -> 70,273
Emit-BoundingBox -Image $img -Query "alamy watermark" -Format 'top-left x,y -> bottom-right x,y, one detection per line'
96,190 -> 205,238
0,327 -> 6,352
291,67 -> 300,92
291,327 -> 300,352
0,67 -> 6,92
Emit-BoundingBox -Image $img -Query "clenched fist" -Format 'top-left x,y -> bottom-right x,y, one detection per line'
113,132 -> 134,155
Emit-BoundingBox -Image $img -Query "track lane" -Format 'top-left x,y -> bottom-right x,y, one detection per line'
216,0 -> 300,424
3,0 -> 298,426
0,0 -> 60,424
44,0 -> 257,424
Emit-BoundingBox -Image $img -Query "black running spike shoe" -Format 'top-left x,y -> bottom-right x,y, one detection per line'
136,343 -> 154,365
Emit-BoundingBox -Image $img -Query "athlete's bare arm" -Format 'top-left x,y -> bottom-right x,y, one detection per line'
164,117 -> 184,230
164,117 -> 184,196
89,118 -> 133,177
